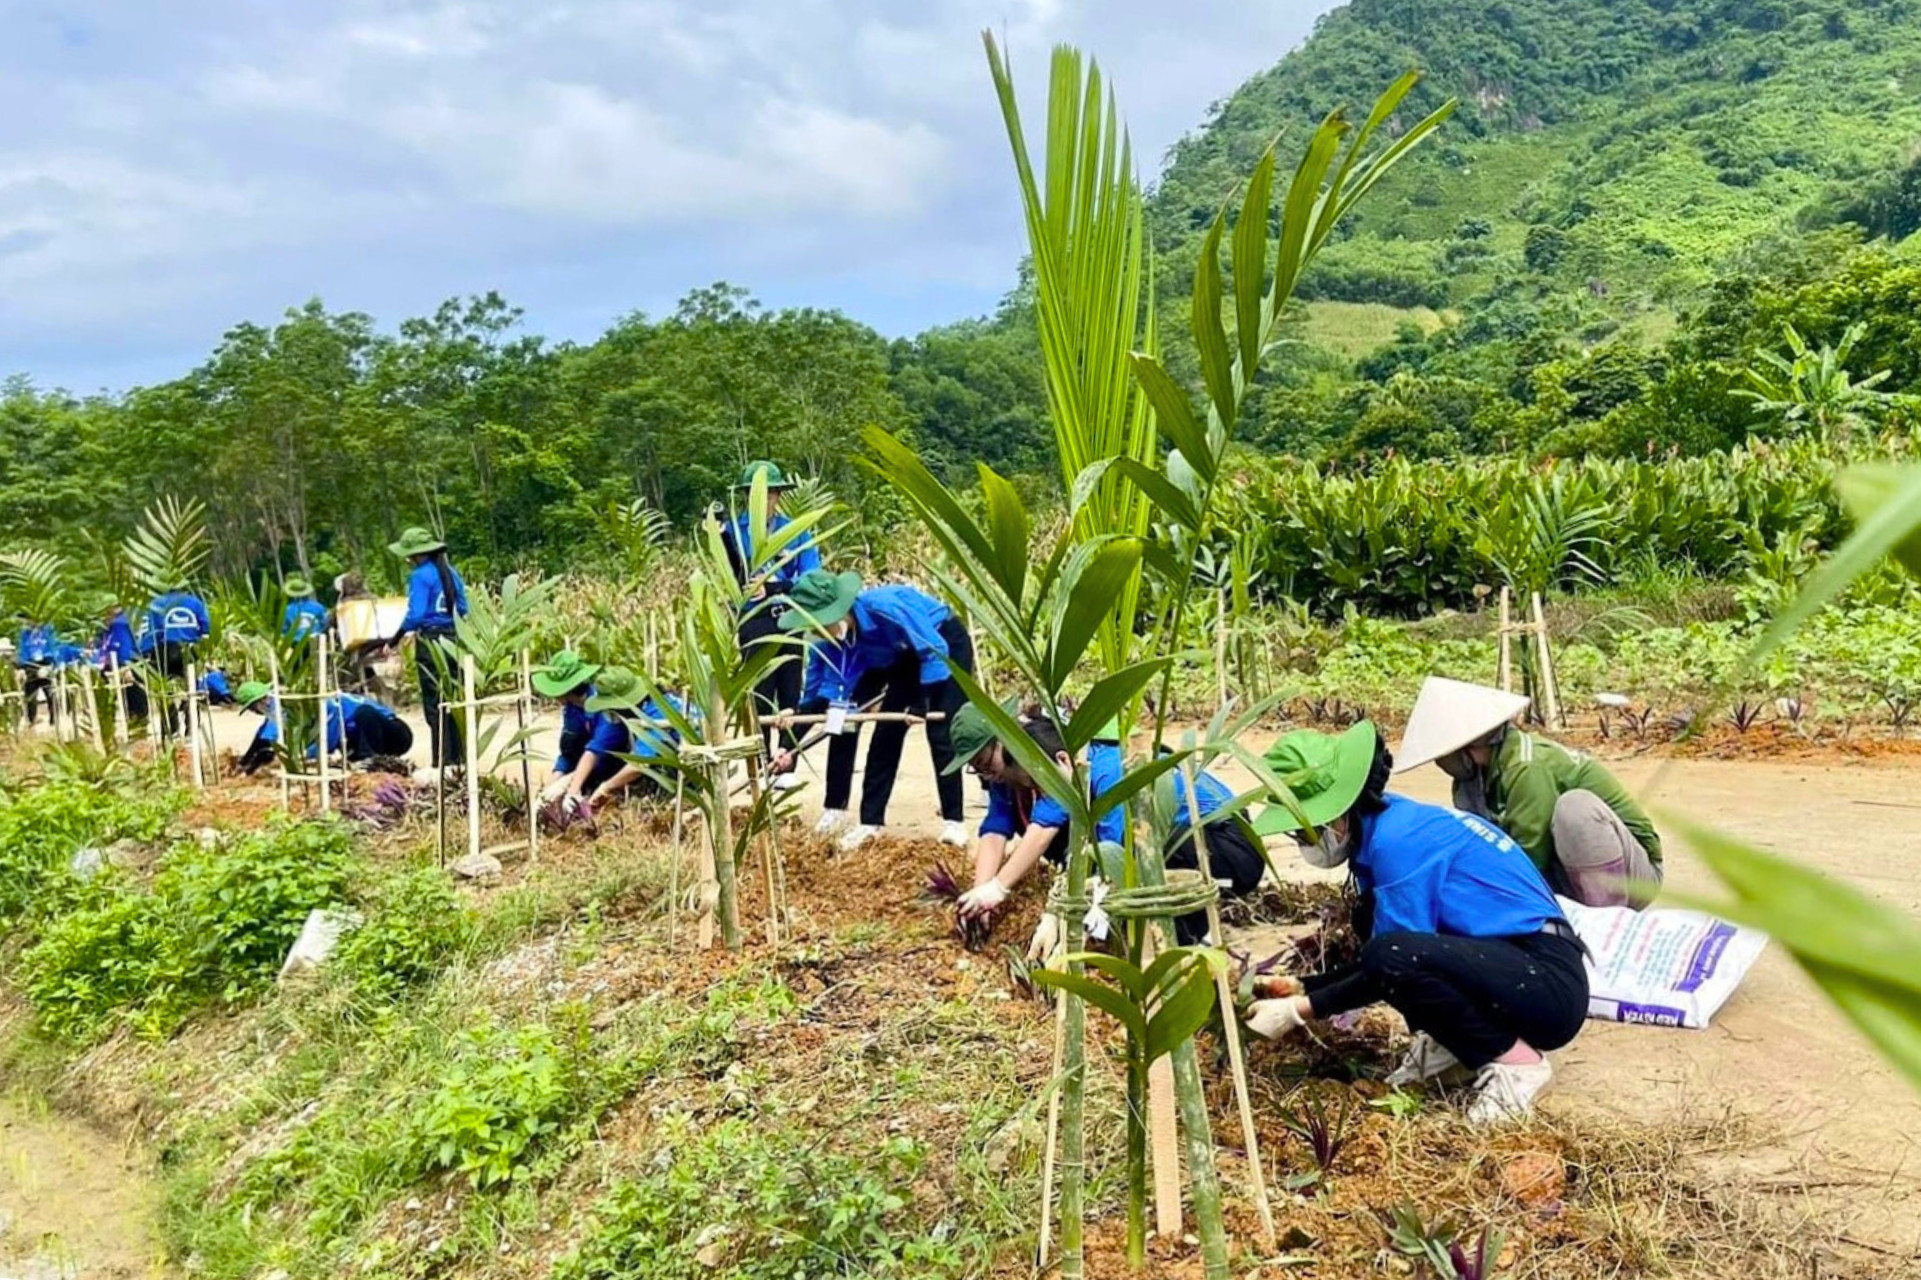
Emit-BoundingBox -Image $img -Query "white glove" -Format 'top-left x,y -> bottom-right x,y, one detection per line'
1027,913 -> 1062,963
1246,998 -> 1310,1041
957,878 -> 1010,919
1082,877 -> 1111,943
540,777 -> 570,803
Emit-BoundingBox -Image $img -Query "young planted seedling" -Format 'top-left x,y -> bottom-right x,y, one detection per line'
924,860 -> 994,949
1388,1202 -> 1506,1279
1278,1085 -> 1358,1189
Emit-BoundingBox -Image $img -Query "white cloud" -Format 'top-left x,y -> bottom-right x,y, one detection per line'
0,0 -> 1339,390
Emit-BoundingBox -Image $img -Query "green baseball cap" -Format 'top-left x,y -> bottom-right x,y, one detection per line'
284,574 -> 315,598
584,667 -> 644,714
533,650 -> 602,698
735,460 -> 795,491
235,680 -> 271,710
777,569 -> 863,632
387,526 -> 446,558
941,698 -> 1022,775
1252,721 -> 1380,836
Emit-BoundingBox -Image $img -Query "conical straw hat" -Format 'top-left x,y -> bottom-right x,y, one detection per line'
1392,677 -> 1531,773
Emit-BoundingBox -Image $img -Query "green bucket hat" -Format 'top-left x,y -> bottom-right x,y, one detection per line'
941,699 -> 1021,775
234,680 -> 271,711
533,650 -> 602,699
584,667 -> 644,714
777,569 -> 863,632
284,574 -> 315,598
387,526 -> 446,558
734,460 -> 796,491
1252,721 -> 1380,836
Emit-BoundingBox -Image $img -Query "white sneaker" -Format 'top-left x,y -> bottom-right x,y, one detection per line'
939,821 -> 968,848
1465,1059 -> 1553,1125
411,765 -> 442,786
1386,1032 -> 1462,1089
838,824 -> 880,852
771,773 -> 804,793
813,809 -> 848,836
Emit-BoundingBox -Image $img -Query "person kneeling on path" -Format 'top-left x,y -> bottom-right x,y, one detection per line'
534,651 -> 633,823
566,667 -> 684,808
1245,721 -> 1589,1125
773,569 -> 973,852
944,703 -> 1267,951
1397,677 -> 1662,908
234,682 -> 412,772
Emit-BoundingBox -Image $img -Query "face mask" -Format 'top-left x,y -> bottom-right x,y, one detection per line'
1436,750 -> 1476,781
1300,821 -> 1352,869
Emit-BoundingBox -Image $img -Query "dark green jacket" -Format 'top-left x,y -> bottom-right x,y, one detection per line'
1474,730 -> 1663,876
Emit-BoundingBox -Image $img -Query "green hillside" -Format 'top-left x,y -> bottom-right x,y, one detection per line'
1150,0 -> 1921,331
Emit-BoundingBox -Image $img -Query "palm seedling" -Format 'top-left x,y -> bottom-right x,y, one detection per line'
1388,1202 -> 1505,1279
868,39 -> 1452,1277
1276,1085 -> 1357,1189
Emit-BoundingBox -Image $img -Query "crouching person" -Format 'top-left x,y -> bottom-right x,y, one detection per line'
1246,721 -> 1589,1125
568,668 -> 685,810
533,652 -> 631,824
235,681 -> 412,772
1397,677 -> 1663,908
944,703 -> 1264,950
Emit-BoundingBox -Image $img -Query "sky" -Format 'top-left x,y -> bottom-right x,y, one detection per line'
1,1 -> 1336,394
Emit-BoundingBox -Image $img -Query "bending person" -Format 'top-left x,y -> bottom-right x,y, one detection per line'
533,651 -> 632,823
569,668 -> 683,809
1397,677 -> 1662,908
235,681 -> 412,772
718,461 -> 819,785
774,569 -> 972,851
1245,721 -> 1588,1125
943,704 -> 1266,948
384,527 -> 469,772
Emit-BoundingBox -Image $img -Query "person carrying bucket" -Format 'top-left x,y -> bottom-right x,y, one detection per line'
772,568 -> 973,851
1396,677 -> 1662,908
1244,721 -> 1588,1125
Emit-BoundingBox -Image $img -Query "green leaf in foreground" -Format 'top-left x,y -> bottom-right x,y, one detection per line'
1660,812 -> 1921,1092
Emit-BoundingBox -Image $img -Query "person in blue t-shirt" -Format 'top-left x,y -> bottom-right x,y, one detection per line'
144,582 -> 211,676
532,651 -> 633,822
717,462 -> 821,770
235,682 -> 412,773
555,667 -> 683,811
382,527 -> 469,769
281,575 -> 331,641
772,569 -> 975,852
1244,722 -> 1588,1126
95,602 -> 138,671
942,705 -> 1267,950
13,616 -> 57,725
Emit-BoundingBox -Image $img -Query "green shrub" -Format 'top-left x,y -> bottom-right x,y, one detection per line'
17,886 -> 170,1040
0,780 -> 176,923
557,1117 -> 968,1280
336,864 -> 473,998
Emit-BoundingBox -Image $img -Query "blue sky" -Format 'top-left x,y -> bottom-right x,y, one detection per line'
2,1 -> 1335,393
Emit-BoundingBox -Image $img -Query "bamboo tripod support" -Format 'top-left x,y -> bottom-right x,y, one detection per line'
270,635 -> 346,809
1496,587 -> 1563,727
442,649 -> 540,865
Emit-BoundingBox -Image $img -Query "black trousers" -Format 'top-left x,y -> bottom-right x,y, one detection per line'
1166,818 -> 1267,944
18,666 -> 51,725
238,726 -> 276,774
1304,930 -> 1589,1069
740,600 -> 801,754
416,633 -> 462,767
556,723 -> 625,793
154,642 -> 193,735
349,706 -> 413,761
823,617 -> 974,826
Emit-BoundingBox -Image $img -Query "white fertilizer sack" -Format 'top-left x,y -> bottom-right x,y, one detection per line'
1556,896 -> 1768,1029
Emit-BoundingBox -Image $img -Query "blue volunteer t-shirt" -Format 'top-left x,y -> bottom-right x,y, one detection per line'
728,512 -> 822,591
283,598 -> 330,640
800,584 -> 953,705
146,592 -> 211,644
1353,794 -> 1563,939
976,742 -> 1236,846
399,561 -> 468,635
16,624 -> 56,666
555,698 -> 632,774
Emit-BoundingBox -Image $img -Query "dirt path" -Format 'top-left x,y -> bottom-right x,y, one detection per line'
796,723 -> 1921,1254
0,1095 -> 164,1279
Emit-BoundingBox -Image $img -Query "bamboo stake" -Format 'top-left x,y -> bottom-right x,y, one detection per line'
462,654 -> 481,865
111,667 -> 130,749
1497,587 -> 1513,693
1037,983 -> 1068,1269
316,633 -> 333,813
1147,915 -> 1182,1237
745,753 -> 780,946
668,770 -> 686,949
518,650 -> 539,865
1531,592 -> 1562,728
49,671 -> 68,745
1182,761 -> 1276,1249
776,711 -> 946,728
269,652 -> 289,808
79,666 -> 104,752
184,662 -> 205,790
1215,587 -> 1228,712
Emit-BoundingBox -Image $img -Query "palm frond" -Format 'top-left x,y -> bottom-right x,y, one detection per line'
124,497 -> 211,596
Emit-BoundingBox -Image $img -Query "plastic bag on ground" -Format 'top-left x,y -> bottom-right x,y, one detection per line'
1556,895 -> 1768,1029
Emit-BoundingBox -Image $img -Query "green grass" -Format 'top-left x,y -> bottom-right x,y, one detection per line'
1301,300 -> 1455,359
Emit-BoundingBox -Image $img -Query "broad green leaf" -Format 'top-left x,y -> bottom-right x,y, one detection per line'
1145,963 -> 1220,1064
1272,113 -> 1349,311
977,462 -> 1031,604
1192,214 -> 1234,429
1064,659 -> 1169,753
948,666 -> 1088,834
1077,952 -> 1151,1001
1131,355 -> 1214,484
1090,750 -> 1192,820
1662,813 -> 1921,1091
1030,969 -> 1148,1045
1750,462 -> 1921,664
1048,538 -> 1145,690
1836,464 -> 1921,578
1231,146 -> 1275,376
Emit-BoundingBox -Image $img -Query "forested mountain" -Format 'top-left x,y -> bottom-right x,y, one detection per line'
1153,0 -> 1921,319
8,0 -> 1921,581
